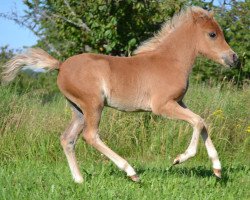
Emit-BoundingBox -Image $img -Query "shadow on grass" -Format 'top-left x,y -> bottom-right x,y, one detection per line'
135,164 -> 249,185
81,162 -> 249,187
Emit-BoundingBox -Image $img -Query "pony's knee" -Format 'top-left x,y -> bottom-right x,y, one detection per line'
193,117 -> 205,130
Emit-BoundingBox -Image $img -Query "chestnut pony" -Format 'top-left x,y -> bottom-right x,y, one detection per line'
2,7 -> 238,183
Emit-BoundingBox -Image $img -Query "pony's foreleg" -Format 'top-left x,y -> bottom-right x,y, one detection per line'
60,106 -> 85,183
152,100 -> 221,178
82,105 -> 139,182
200,127 -> 222,177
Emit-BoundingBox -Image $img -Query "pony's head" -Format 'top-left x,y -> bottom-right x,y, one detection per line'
192,7 -> 238,67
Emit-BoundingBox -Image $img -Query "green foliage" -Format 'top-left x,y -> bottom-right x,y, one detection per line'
0,46 -> 14,64
23,0 -> 185,58
84,0 -> 184,56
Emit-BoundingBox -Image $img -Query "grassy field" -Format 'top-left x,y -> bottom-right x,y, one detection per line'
0,82 -> 249,200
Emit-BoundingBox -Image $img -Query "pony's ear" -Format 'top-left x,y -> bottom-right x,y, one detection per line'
191,11 -> 200,23
191,8 -> 212,23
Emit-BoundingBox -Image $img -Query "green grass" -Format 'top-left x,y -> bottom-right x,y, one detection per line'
0,83 -> 249,199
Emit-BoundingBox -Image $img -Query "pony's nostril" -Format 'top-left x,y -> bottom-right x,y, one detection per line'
232,53 -> 238,63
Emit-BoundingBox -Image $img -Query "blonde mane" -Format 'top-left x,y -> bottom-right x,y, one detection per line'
134,6 -> 211,55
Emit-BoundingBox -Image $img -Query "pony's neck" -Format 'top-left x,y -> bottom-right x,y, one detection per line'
158,22 -> 198,74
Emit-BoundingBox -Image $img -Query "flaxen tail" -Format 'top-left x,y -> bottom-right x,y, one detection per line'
1,48 -> 61,84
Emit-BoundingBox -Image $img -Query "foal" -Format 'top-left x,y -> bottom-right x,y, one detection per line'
2,7 -> 238,183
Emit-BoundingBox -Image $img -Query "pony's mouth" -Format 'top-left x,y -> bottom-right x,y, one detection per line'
223,59 -> 235,68
221,52 -> 238,68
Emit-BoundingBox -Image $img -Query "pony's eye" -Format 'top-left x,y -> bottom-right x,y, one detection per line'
209,32 -> 217,38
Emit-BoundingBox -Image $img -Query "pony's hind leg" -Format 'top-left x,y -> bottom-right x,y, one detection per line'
152,100 -> 221,178
82,100 -> 139,182
60,101 -> 85,183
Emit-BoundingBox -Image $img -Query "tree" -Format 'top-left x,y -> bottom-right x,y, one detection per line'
0,0 -> 184,59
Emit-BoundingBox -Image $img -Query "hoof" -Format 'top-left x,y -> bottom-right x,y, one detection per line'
173,156 -> 181,165
129,174 -> 140,182
213,168 -> 221,178
74,176 -> 84,184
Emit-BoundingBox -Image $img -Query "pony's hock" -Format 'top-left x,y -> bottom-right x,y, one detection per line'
2,6 -> 237,183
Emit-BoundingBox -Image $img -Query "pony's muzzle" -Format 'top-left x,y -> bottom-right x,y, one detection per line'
221,51 -> 239,68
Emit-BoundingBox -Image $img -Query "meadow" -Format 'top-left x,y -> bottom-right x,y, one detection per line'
0,82 -> 249,200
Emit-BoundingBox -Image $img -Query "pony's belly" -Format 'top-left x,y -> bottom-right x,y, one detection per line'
105,96 -> 152,112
